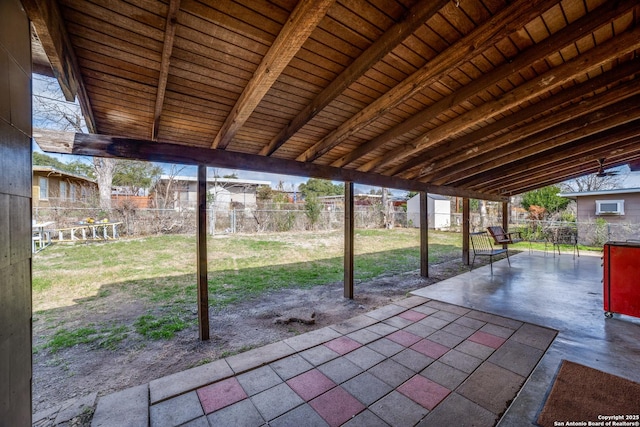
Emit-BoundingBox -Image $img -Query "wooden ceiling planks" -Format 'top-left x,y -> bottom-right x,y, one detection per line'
28,0 -> 640,199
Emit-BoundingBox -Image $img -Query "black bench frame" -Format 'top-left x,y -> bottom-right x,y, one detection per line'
470,231 -> 510,274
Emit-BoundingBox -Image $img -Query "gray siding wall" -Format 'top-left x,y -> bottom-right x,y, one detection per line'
576,193 -> 640,224
0,0 -> 33,424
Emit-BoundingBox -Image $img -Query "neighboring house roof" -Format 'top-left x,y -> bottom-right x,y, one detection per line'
408,193 -> 450,202
158,175 -> 270,186
33,165 -> 96,184
558,188 -> 640,199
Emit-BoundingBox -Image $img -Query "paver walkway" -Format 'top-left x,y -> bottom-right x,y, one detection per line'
91,296 -> 556,427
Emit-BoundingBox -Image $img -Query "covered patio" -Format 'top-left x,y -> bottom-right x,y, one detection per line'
3,0 -> 640,424
83,251 -> 640,426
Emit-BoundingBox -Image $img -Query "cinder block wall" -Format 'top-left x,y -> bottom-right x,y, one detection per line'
0,0 -> 33,424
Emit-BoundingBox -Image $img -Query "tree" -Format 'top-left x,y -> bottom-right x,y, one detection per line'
151,164 -> 185,210
298,178 -> 344,199
33,152 -> 68,170
113,161 -> 162,196
561,171 -> 625,193
406,191 -> 418,199
304,193 -> 322,229
34,75 -> 117,209
66,160 -> 95,179
521,185 -> 570,215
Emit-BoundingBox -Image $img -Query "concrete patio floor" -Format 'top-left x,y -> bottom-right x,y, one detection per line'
412,251 -> 640,426
87,251 -> 640,426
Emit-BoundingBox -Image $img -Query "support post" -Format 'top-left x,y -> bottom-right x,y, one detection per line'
462,198 -> 470,265
502,200 -> 509,249
197,164 -> 210,340
420,191 -> 428,277
344,181 -> 354,299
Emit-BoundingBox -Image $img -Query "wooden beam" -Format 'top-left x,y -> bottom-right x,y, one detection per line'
295,0 -> 558,163
471,129 -> 640,192
152,0 -> 181,141
508,151 -> 640,196
22,0 -> 97,133
442,102 -> 640,187
365,26 -> 640,173
488,149 -> 640,195
331,0 -> 638,169
476,135 -> 640,194
33,128 -> 507,201
212,0 -> 336,149
423,83 -> 640,184
196,164 -> 209,341
260,0 -> 449,156
462,198 -> 469,265
420,191 -> 428,278
344,181 -> 354,299
433,96 -> 640,186
395,58 -> 640,179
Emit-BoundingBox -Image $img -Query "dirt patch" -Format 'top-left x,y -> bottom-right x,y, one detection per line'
32,255 -> 483,416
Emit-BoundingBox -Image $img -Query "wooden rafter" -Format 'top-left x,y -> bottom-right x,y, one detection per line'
440,102 -> 640,187
331,0 -> 638,169
500,150 -> 640,196
363,25 -> 640,173
423,83 -> 640,184
469,128 -> 640,191
394,58 -> 640,180
23,0 -> 97,133
467,132 -> 640,193
152,0 -> 181,141
259,0 -> 450,156
295,0 -> 559,163
211,0 -> 336,150
477,147 -> 640,196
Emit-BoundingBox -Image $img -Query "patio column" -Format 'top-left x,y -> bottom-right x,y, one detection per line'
420,191 -> 428,277
0,1 -> 32,423
462,198 -> 470,265
502,201 -> 509,249
197,164 -> 210,340
344,181 -> 354,299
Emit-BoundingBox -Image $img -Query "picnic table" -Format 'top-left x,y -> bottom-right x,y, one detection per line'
32,221 -> 54,253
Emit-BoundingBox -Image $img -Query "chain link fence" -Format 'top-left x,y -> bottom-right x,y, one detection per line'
33,204 -> 640,247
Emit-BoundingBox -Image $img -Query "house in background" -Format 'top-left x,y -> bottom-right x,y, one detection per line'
153,175 -> 271,210
32,166 -> 98,208
559,188 -> 640,243
406,194 -> 451,230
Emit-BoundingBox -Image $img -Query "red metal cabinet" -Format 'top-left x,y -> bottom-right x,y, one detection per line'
603,242 -> 640,319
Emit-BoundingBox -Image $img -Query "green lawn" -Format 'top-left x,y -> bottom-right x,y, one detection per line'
31,229 -> 462,350
33,229 -> 461,312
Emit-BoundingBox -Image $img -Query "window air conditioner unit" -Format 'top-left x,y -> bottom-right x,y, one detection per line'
596,200 -> 624,215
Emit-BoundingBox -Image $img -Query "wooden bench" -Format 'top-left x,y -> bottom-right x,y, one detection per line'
487,226 -> 523,245
470,231 -> 510,274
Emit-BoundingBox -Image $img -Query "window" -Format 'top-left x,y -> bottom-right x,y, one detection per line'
70,183 -> 77,202
39,177 -> 49,200
596,200 -> 624,215
60,181 -> 67,200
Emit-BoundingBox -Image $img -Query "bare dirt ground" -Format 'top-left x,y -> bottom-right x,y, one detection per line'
32,255 -> 485,421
